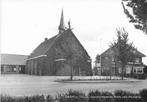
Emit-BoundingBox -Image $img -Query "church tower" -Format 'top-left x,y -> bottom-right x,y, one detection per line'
58,9 -> 65,34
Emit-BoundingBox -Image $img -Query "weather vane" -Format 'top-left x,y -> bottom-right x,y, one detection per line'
68,19 -> 71,29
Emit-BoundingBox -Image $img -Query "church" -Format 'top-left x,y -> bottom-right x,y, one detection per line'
26,10 -> 92,76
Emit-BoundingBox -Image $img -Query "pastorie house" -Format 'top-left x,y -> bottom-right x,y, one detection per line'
95,46 -> 146,76
25,10 -> 92,76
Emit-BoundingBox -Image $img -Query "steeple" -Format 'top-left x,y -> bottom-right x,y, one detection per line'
58,9 -> 65,34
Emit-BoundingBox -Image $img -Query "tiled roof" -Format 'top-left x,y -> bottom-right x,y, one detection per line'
29,29 -> 70,58
134,49 -> 146,57
29,29 -> 91,59
30,35 -> 58,58
1,54 -> 28,65
101,46 -> 146,57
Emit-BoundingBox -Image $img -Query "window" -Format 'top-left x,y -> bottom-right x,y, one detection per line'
14,68 -> 17,71
112,57 -> 114,62
1,65 -> 4,72
135,58 -> 140,63
137,70 -> 142,73
105,56 -> 109,60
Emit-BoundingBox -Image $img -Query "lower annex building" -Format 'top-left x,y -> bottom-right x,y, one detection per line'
1,54 -> 28,74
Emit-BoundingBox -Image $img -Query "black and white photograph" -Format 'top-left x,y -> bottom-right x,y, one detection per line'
1,0 -> 147,102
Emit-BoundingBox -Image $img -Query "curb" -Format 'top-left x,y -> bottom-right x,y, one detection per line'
55,80 -> 141,83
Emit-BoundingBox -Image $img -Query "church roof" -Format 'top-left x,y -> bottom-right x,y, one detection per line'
30,35 -> 58,58
29,29 -> 90,59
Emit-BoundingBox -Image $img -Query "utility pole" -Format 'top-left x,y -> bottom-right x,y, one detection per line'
100,38 -> 102,76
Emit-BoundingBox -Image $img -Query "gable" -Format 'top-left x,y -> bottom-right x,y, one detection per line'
69,30 -> 90,59
53,29 -> 91,60
29,29 -> 90,60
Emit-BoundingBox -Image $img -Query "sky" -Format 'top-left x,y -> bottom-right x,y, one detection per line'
1,0 -> 147,65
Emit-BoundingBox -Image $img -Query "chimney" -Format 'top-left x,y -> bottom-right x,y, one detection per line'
45,38 -> 48,41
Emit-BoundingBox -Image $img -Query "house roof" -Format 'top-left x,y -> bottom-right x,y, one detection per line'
1,54 -> 28,65
134,49 -> 146,57
101,46 -> 146,57
29,29 -> 90,59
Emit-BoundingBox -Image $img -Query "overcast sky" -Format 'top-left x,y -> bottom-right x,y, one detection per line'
1,0 -> 147,65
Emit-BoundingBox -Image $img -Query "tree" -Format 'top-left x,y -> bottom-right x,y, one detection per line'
93,54 -> 101,75
95,54 -> 100,63
122,0 -> 147,34
66,52 -> 74,80
111,28 -> 136,80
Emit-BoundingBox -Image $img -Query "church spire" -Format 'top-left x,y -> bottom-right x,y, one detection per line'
58,9 -> 65,34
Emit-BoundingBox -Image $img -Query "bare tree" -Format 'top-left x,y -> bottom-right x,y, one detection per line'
111,28 -> 136,80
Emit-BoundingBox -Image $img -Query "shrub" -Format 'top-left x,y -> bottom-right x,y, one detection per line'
57,90 -> 87,102
140,89 -> 147,102
100,91 -> 113,102
1,95 -> 27,102
88,90 -> 113,102
88,90 -> 101,102
26,95 -> 45,102
1,95 -> 15,102
114,90 -> 141,102
1,89 -> 147,102
1,95 -> 46,102
46,95 -> 54,102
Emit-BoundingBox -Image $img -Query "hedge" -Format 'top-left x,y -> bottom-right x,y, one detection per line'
1,89 -> 147,102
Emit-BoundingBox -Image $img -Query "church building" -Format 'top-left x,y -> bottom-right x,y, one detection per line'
26,10 -> 92,76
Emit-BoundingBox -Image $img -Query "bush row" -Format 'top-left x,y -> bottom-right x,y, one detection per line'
1,89 -> 147,102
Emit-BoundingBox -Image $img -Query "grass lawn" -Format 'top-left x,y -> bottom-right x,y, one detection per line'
0,74 -> 147,97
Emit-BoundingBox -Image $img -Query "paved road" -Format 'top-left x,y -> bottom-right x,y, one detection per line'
0,74 -> 147,96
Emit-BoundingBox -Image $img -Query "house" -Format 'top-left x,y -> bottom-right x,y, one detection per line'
95,46 -> 146,76
93,54 -> 101,75
1,54 -> 28,74
26,10 -> 92,76
144,65 -> 147,77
